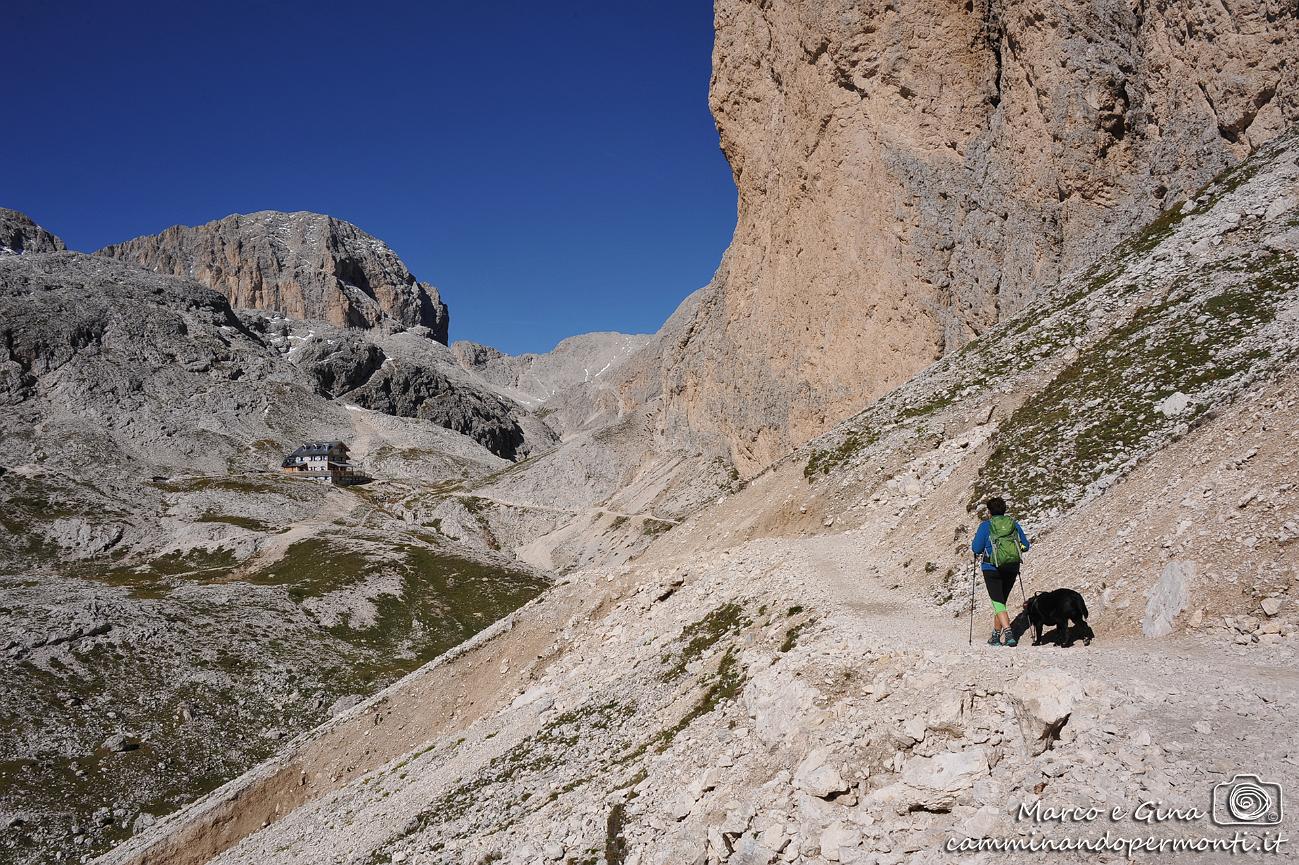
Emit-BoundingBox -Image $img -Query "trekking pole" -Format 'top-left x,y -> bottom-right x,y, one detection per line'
968,554 -> 977,646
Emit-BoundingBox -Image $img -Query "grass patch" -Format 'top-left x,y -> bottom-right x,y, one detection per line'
780,619 -> 813,653
976,254 -> 1298,517
641,517 -> 674,537
243,538 -> 373,599
804,429 -> 879,480
244,538 -> 548,686
605,800 -> 628,865
653,649 -> 747,753
661,602 -> 750,682
150,475 -> 283,495
347,548 -> 547,688
196,512 -> 272,532
70,548 -> 240,599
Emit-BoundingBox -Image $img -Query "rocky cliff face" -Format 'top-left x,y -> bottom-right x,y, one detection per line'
0,208 -> 65,255
98,211 -> 450,339
664,0 -> 1299,472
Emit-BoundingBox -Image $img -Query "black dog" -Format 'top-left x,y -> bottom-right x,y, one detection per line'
1010,589 -> 1094,647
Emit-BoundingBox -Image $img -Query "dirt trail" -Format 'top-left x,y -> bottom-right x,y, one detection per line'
792,530 -> 1299,768
343,403 -> 382,459
450,489 -> 679,524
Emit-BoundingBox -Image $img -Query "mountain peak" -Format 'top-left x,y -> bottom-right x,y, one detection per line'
0,208 -> 67,255
97,210 -> 450,341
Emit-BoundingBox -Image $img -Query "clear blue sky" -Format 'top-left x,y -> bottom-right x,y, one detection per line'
6,1 -> 737,354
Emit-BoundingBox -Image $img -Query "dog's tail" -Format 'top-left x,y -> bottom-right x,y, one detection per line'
1080,595 -> 1089,620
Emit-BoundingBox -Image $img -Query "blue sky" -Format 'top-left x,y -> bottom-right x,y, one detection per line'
6,1 -> 737,354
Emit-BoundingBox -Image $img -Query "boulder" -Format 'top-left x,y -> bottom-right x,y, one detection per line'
896,747 -> 990,810
794,748 -> 850,799
1156,392 -> 1193,417
961,804 -> 1009,838
510,686 -> 554,712
927,691 -> 965,735
1143,561 -> 1194,637
102,733 -> 141,753
818,821 -> 862,862
745,669 -> 825,748
1009,669 -> 1084,755
730,835 -> 778,865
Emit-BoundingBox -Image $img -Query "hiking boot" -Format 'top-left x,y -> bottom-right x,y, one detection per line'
986,629 -> 1001,646
1001,628 -> 1018,647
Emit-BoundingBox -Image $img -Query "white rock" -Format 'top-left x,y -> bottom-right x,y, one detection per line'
687,768 -> 722,800
731,836 -> 778,865
1155,391 -> 1193,417
901,747 -> 990,797
746,670 -> 826,747
818,822 -> 862,862
1009,669 -> 1084,755
721,803 -> 755,836
1261,597 -> 1283,617
666,794 -> 694,821
794,748 -> 849,799
902,717 -> 926,743
1142,561 -> 1194,637
756,823 -> 788,852
962,804 -> 1007,837
1265,194 -> 1297,221
707,826 -> 728,860
506,685 -> 553,711
927,692 -> 965,735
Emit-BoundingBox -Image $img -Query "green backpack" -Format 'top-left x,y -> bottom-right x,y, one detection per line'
988,515 -> 1023,566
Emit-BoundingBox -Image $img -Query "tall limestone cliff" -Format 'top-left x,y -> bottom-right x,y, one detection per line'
99,211 -> 450,340
663,0 -> 1299,472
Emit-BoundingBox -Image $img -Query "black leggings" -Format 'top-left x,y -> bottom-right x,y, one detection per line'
984,563 -> 1020,611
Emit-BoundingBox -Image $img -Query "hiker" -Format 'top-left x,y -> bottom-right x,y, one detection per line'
971,496 -> 1030,647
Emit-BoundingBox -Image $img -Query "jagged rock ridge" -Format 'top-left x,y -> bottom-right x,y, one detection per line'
0,207 -> 65,255
98,210 -> 451,340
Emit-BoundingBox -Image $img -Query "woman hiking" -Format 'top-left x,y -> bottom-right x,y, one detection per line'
971,496 -> 1030,646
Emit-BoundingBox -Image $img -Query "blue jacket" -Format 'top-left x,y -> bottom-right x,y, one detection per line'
971,519 -> 1030,571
